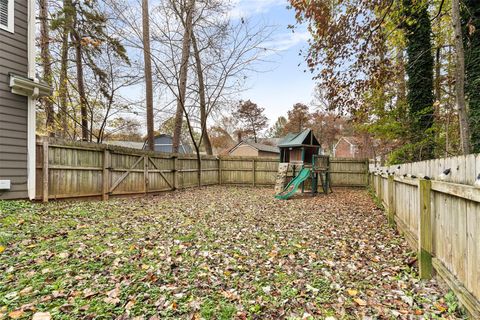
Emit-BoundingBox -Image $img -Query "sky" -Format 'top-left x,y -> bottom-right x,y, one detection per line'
230,0 -> 317,124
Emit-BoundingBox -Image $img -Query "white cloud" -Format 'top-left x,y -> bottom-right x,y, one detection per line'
266,30 -> 310,52
229,0 -> 287,19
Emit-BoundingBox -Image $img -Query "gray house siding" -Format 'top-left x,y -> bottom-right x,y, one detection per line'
0,0 -> 29,199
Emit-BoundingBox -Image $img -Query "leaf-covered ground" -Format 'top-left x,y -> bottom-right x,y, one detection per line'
0,187 -> 466,319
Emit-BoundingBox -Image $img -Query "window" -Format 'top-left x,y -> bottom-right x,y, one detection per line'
0,0 -> 14,33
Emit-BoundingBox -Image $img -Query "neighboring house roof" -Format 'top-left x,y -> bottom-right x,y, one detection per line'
105,140 -> 145,149
277,129 -> 320,148
258,137 -> 281,146
229,140 -> 280,154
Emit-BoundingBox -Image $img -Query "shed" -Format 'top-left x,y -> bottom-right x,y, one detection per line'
228,140 -> 279,158
1,0 -> 51,199
278,129 -> 321,165
151,134 -> 192,154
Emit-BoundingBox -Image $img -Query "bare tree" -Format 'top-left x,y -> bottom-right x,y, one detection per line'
142,0 -> 155,150
171,0 -> 196,153
189,15 -> 275,154
191,34 -> 212,154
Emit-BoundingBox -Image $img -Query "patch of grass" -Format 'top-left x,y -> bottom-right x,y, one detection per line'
200,297 -> 236,320
367,186 -> 384,210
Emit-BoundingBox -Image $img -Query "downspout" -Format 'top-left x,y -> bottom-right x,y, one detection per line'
27,0 -> 36,200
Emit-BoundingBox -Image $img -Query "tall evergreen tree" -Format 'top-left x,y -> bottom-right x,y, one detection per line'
39,0 -> 55,136
52,0 -> 129,141
403,0 -> 435,160
462,0 -> 480,152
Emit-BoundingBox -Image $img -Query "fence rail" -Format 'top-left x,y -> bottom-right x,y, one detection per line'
370,154 -> 480,317
35,138 -> 368,201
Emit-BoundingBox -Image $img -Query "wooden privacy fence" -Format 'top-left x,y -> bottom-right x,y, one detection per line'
36,138 -> 368,201
370,154 -> 480,317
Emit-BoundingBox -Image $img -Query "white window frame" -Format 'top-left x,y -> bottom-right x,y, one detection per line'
0,0 -> 14,33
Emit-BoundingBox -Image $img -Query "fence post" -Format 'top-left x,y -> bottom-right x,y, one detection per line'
387,175 -> 395,226
42,140 -> 49,203
173,156 -> 178,190
218,158 -> 222,185
252,159 -> 256,187
102,148 -> 110,201
418,178 -> 433,279
365,159 -> 369,186
144,155 -> 148,194
378,174 -> 383,203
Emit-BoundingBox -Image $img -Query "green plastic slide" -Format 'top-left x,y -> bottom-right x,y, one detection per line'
275,168 -> 311,200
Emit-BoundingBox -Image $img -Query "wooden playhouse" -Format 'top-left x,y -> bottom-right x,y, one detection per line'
275,129 -> 331,198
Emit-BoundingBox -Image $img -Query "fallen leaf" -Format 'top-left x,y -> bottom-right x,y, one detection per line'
60,304 -> 74,313
83,288 -> 96,298
104,285 -> 121,305
354,298 -> 367,306
32,312 -> 51,320
435,302 -> 447,313
347,289 -> 358,296
19,287 -> 33,296
8,310 -> 24,319
125,300 -> 135,311
58,252 -> 69,259
0,246 -> 5,254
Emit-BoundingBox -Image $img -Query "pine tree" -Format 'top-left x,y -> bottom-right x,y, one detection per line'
234,100 -> 268,143
52,0 -> 129,141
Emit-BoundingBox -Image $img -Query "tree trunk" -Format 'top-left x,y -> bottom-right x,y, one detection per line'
191,34 -> 213,155
71,16 -> 89,141
39,0 -> 55,136
172,0 -> 195,153
142,0 -> 155,151
396,48 -> 406,110
434,47 -> 441,103
452,0 -> 471,154
58,21 -> 69,138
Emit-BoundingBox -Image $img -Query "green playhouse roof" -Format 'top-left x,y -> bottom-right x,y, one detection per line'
277,129 -> 320,148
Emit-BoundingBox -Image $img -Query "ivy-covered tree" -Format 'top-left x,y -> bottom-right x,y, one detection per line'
463,0 -> 480,152
402,0 -> 435,160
